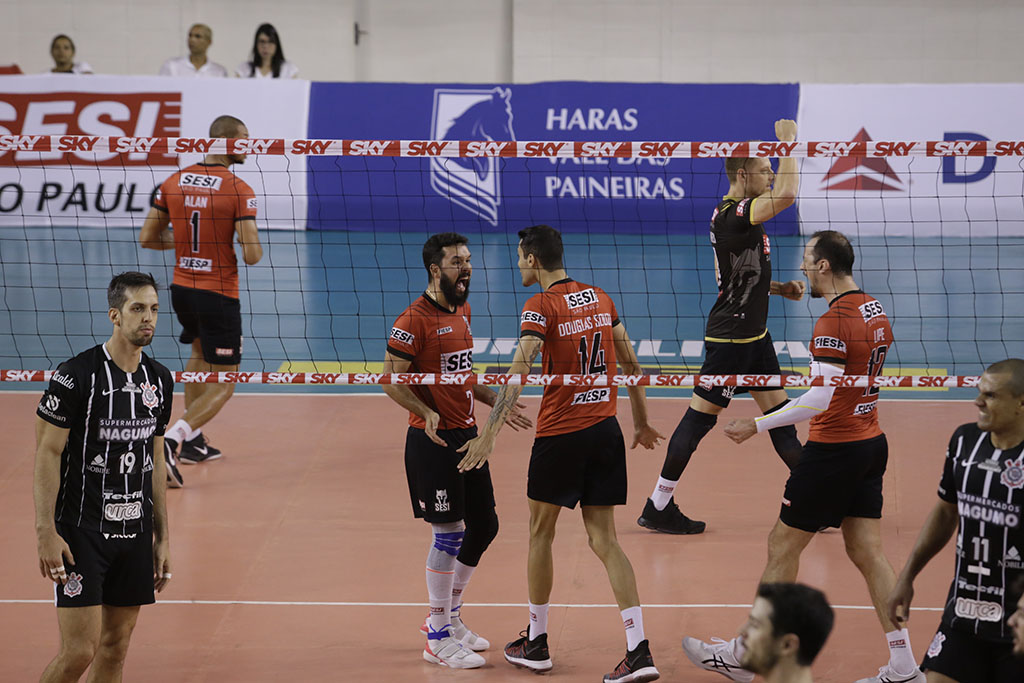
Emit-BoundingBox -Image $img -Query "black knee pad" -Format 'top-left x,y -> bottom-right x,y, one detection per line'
458,508 -> 498,567
659,408 -> 718,480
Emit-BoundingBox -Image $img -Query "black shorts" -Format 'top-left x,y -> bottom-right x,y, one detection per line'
170,284 -> 243,365
779,434 -> 888,532
405,426 -> 496,524
53,522 -> 154,608
921,621 -> 1024,683
528,416 -> 627,509
694,332 -> 782,408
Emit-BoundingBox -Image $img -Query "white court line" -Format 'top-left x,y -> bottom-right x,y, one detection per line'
0,598 -> 942,611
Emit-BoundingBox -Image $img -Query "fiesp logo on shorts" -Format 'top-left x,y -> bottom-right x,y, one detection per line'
0,91 -> 181,167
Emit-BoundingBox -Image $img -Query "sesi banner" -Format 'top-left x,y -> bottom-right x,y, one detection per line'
306,82 -> 800,234
796,84 -> 1024,237
0,75 -> 309,230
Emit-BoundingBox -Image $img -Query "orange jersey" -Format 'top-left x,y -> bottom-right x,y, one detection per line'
808,291 -> 894,443
520,279 -> 620,437
154,163 -> 258,299
387,295 -> 475,430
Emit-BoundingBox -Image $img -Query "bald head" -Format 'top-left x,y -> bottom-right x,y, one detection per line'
986,358 -> 1024,397
187,24 -> 212,56
209,115 -> 245,139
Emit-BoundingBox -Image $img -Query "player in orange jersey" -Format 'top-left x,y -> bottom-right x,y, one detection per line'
682,231 -> 924,683
139,115 -> 263,487
456,225 -> 664,683
382,232 -> 531,669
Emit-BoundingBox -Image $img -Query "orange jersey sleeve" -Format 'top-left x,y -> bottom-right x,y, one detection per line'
808,292 -> 893,443
523,280 -> 620,437
160,164 -> 256,299
387,296 -> 475,430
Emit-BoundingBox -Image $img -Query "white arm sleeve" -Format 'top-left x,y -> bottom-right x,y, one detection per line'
754,361 -> 844,433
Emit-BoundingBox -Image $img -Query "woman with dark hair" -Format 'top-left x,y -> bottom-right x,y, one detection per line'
48,34 -> 93,74
234,23 -> 298,79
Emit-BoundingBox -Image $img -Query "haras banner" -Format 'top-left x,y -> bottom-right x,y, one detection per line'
796,83 -> 1024,237
0,75 -> 310,230
306,82 -> 800,234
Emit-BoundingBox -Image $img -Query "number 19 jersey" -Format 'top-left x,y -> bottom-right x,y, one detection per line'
520,279 -> 620,437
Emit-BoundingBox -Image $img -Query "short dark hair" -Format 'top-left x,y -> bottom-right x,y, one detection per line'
108,272 -> 158,311
986,358 -> 1024,397
518,224 -> 564,271
725,157 -> 750,184
422,232 -> 469,274
809,230 -> 855,277
209,115 -> 245,138
757,582 -> 834,667
51,34 -> 75,54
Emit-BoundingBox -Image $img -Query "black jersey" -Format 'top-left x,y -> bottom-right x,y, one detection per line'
705,197 -> 773,342
937,422 -> 1024,642
36,344 -> 173,535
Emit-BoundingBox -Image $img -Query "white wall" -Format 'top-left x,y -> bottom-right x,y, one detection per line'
1,0 -> 1021,83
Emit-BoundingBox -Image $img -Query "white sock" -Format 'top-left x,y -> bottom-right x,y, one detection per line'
529,603 -> 549,641
166,419 -> 192,444
451,560 -> 476,620
190,426 -> 202,441
886,628 -> 916,675
621,606 -> 645,651
650,477 -> 678,511
426,523 -> 463,640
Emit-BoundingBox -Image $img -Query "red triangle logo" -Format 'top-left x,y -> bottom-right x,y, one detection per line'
821,128 -> 904,191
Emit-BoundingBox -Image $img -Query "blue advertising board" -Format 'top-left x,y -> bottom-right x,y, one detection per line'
306,82 -> 799,234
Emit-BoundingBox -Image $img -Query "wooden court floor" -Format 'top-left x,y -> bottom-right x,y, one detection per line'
0,392 -> 966,682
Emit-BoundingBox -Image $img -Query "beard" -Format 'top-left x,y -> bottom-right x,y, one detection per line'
440,271 -> 470,307
740,646 -> 779,675
126,328 -> 154,347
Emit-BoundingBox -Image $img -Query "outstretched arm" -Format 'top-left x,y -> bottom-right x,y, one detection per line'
456,335 -> 543,471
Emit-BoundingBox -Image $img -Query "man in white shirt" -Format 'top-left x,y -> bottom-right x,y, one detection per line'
159,24 -> 226,77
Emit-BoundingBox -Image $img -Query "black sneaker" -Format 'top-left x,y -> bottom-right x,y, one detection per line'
504,628 -> 553,672
637,498 -> 706,534
164,437 -> 184,488
604,639 -> 660,683
179,433 -> 222,464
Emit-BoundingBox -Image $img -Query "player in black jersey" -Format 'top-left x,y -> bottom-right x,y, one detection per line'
34,272 -> 173,683
889,358 -> 1024,683
639,118 -> 807,535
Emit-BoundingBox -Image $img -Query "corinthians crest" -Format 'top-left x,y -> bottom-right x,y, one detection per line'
139,382 -> 159,409
1001,453 -> 1024,490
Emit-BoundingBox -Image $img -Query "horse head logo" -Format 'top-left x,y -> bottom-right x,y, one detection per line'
429,87 -> 515,227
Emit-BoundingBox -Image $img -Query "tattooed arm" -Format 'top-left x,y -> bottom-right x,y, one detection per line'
456,335 -> 543,471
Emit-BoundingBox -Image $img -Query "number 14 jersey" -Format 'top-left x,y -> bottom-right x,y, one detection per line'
520,279 -> 621,437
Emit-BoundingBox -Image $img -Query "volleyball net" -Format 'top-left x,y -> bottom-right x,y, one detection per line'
1,135 -> 1022,389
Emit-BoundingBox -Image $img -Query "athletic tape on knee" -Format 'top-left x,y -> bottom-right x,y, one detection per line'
434,531 -> 464,556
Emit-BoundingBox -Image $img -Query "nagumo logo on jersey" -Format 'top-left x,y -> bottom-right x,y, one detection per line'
956,492 -> 1021,527
441,349 -> 473,373
178,173 -> 224,190
98,416 -> 157,442
563,288 -> 599,310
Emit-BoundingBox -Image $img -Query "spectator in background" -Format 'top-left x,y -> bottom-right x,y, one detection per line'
160,24 -> 226,77
235,23 -> 298,79
49,35 -> 92,74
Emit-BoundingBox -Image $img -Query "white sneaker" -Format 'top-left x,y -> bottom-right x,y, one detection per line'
423,633 -> 486,669
681,637 -> 754,683
855,665 -> 926,683
420,616 -> 490,651
452,615 -> 490,651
